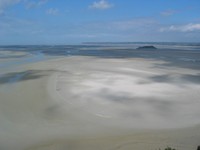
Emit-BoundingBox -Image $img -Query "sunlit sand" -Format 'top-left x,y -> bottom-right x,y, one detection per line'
0,53 -> 200,150
55,57 -> 200,129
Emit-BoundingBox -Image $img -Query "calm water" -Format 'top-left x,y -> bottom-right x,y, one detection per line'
1,42 -> 200,69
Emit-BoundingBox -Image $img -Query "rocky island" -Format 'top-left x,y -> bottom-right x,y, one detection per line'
136,45 -> 157,50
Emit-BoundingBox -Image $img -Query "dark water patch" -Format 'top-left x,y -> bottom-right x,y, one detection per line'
0,70 -> 53,84
0,51 -> 45,69
0,69 -> 69,84
7,72 -> 28,84
149,73 -> 200,85
150,75 -> 172,83
0,54 -> 28,59
156,60 -> 200,70
181,74 -> 200,84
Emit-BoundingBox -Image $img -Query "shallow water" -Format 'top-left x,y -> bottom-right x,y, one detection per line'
0,51 -> 45,69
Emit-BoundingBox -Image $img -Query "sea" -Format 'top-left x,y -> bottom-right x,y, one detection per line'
0,42 -> 200,70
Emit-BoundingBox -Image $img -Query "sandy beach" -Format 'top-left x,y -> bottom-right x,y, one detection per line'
0,53 -> 200,150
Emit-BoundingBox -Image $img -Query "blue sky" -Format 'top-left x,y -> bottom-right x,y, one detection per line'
0,0 -> 200,44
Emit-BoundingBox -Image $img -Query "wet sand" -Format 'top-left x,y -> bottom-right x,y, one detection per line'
0,55 -> 200,150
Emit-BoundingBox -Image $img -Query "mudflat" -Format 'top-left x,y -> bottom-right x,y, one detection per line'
0,54 -> 200,150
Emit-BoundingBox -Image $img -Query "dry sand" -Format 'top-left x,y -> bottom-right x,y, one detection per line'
0,56 -> 200,150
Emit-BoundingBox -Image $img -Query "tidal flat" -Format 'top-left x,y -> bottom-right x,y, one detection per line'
0,44 -> 200,150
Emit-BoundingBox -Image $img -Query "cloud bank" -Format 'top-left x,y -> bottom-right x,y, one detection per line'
25,0 -> 48,9
160,23 -> 200,32
0,0 -> 49,14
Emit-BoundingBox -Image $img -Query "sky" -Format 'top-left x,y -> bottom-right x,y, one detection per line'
0,0 -> 200,45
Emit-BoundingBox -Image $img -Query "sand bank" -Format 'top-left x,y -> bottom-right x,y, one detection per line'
0,56 -> 200,150
41,56 -> 200,150
54,57 -> 200,129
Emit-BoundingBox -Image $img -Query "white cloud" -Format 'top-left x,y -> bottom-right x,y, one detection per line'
0,0 -> 21,14
89,0 -> 113,10
161,10 -> 176,17
160,23 -> 200,32
25,0 -> 48,9
46,8 -> 59,15
0,0 -> 48,14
